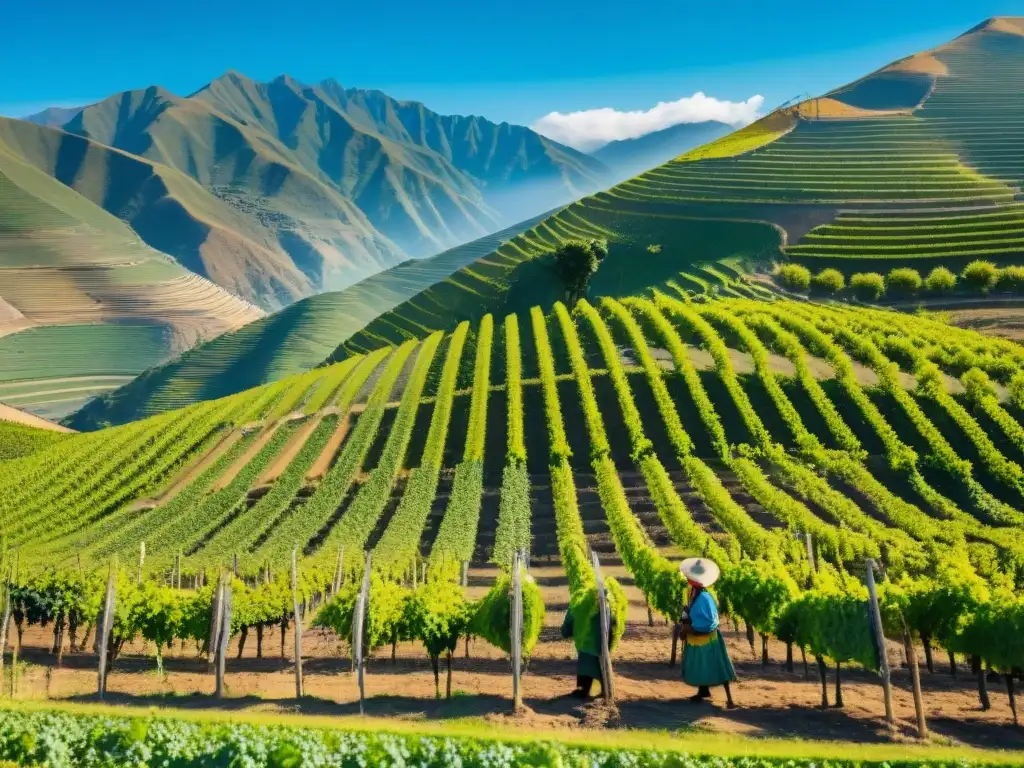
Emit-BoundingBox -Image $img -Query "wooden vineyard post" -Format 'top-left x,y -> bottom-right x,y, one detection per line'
207,573 -> 224,672
215,575 -> 233,699
233,553 -> 239,577
333,546 -> 345,596
865,559 -> 894,728
136,541 -> 145,584
353,552 -> 372,715
590,551 -> 615,704
0,568 -> 11,681
901,620 -> 929,739
461,561 -> 469,588
96,559 -> 117,699
511,552 -> 524,713
805,532 -> 815,572
290,548 -> 304,699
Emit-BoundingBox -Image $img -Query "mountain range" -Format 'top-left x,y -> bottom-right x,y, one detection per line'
18,72 -> 609,309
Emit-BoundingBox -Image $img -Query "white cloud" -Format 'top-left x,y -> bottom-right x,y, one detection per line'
531,93 -> 765,152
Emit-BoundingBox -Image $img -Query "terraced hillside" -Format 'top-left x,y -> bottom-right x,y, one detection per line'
0,128 -> 263,418
11,297 -> 1024,602
328,18 -> 1024,354
66,213 -> 553,430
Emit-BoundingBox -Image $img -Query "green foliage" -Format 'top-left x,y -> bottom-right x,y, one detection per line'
429,460 -> 484,566
0,422 -> 68,461
811,268 -> 845,295
994,265 -> 1024,293
777,263 -> 811,291
718,559 -> 797,634
491,463 -> 531,569
924,266 -> 957,294
551,238 -> 608,305
313,574 -> 410,654
885,267 -> 922,296
504,314 -> 526,464
406,577 -> 472,694
469,568 -> 544,657
532,307 -> 571,464
850,272 -> 885,300
962,259 -> 998,292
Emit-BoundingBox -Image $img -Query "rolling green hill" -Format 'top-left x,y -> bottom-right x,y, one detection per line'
19,72 -> 606,309
66,213 -> 552,429
325,18 -> 1024,358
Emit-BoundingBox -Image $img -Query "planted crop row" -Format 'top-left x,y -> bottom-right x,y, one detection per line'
492,314 -> 530,568
301,354 -> 367,414
149,420 -> 299,557
196,414 -> 341,566
227,341 -> 417,569
315,333 -> 443,564
375,322 -> 468,572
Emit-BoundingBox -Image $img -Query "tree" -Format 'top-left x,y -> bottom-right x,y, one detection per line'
552,239 -> 608,306
811,268 -> 845,295
850,272 -> 885,301
886,268 -> 922,297
962,260 -> 998,292
777,264 -> 811,291
994,265 -> 1024,293
924,266 -> 956,294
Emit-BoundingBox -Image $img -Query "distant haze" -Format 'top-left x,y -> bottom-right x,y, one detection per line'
531,93 -> 764,152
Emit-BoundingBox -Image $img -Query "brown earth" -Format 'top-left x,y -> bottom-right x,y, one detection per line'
7,560 -> 1023,750
0,403 -> 74,432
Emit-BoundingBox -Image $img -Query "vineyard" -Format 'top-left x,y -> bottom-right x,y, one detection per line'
3,293 -> 1024,748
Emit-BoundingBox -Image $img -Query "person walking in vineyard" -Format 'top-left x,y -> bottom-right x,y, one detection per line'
560,606 -> 604,699
679,558 -> 736,708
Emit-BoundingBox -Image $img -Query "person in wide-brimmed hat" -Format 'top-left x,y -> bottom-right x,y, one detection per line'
678,558 -> 736,707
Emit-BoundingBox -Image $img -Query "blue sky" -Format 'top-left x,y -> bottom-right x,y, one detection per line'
2,0 -> 1022,137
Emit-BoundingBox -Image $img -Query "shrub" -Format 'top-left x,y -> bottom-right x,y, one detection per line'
810,268 -> 845,295
850,272 -> 885,300
962,260 -> 998,292
994,265 -> 1024,293
886,267 -> 922,296
776,263 -> 811,291
924,266 -> 957,294
646,243 -> 662,254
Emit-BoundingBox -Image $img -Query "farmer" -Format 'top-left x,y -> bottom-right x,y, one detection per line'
560,607 -> 604,699
679,557 -> 736,708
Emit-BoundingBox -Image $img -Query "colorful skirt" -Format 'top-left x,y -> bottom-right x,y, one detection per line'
683,630 -> 736,687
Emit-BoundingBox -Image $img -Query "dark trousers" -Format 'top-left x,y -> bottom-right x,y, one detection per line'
577,674 -> 604,696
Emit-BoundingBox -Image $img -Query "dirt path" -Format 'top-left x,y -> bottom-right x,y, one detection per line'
258,414 -> 324,485
131,429 -> 243,510
0,403 -> 74,432
11,605 -> 1022,749
211,423 -> 280,492
307,411 -> 351,481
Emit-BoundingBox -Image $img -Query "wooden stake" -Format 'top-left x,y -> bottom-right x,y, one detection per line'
233,553 -> 239,577
511,552 -> 523,713
461,560 -> 469,588
353,552 -> 372,715
805,532 -> 815,572
902,624 -> 929,739
96,560 -> 117,699
333,546 -> 345,596
0,570 -> 11,681
291,548 -> 304,699
216,577 -> 233,698
866,559 -> 894,727
207,574 -> 224,672
136,542 -> 145,584
590,551 -> 615,704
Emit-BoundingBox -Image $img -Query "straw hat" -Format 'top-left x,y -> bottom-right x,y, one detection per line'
679,557 -> 720,587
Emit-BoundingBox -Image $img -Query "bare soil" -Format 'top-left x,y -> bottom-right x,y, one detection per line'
7,566 -> 1023,750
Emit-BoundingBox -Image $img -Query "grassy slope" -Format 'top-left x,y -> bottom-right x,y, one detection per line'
315,19 -> 1024,359
66,213 -> 552,429
0,420 -> 70,460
